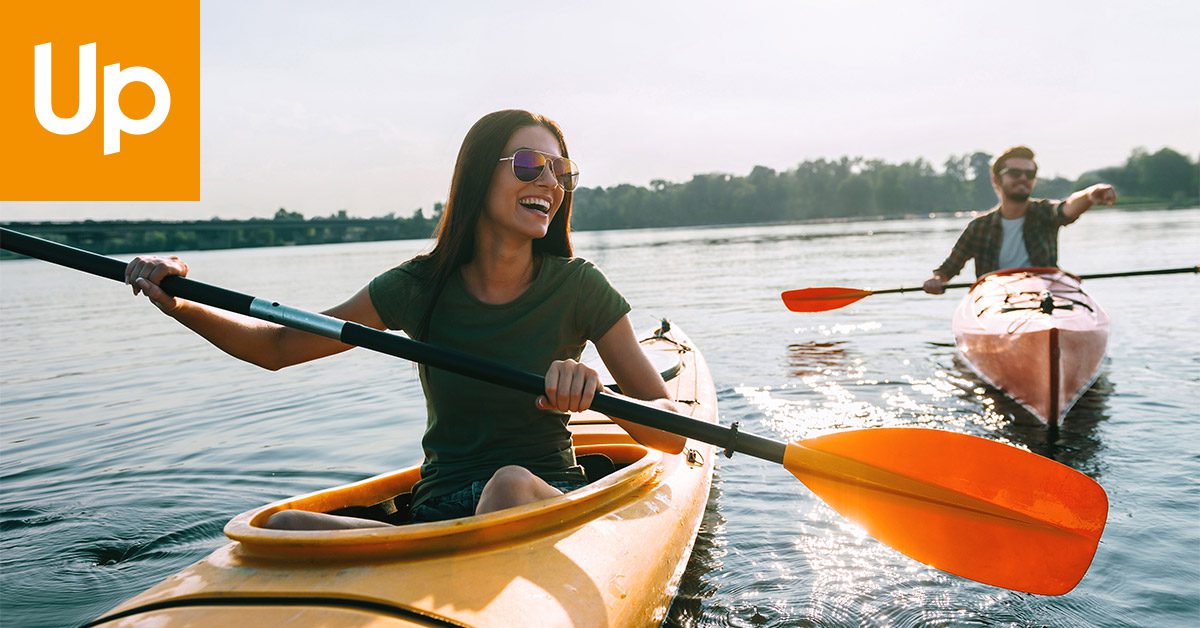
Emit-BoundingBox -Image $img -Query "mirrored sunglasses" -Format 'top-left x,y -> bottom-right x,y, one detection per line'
499,149 -> 580,191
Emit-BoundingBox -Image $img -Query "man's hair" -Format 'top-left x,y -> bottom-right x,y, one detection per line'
991,145 -> 1036,177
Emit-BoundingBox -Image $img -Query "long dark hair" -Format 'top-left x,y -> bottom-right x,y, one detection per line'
416,110 -> 575,339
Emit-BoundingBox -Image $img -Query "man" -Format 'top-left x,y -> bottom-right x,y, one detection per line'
923,146 -> 1117,294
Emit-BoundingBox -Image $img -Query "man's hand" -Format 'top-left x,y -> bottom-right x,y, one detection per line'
923,274 -> 947,295
1087,184 -> 1117,207
1065,183 -> 1117,219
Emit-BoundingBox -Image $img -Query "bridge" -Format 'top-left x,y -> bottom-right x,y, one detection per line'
0,218 -> 436,257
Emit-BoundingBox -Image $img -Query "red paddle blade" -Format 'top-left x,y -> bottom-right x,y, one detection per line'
784,428 -> 1107,595
780,287 -> 873,312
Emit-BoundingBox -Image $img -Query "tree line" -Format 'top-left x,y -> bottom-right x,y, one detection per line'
570,146 -> 1197,230
3,146 -> 1194,258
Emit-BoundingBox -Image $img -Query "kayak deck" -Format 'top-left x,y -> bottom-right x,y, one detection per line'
90,323 -> 717,627
953,267 -> 1109,425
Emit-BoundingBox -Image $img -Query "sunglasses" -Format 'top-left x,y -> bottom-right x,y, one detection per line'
499,149 -> 580,192
1000,167 -> 1037,180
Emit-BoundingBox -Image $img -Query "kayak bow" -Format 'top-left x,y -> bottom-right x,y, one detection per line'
953,267 -> 1109,426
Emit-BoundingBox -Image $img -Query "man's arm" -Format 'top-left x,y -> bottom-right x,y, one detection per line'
1062,184 -> 1117,221
924,224 -> 976,294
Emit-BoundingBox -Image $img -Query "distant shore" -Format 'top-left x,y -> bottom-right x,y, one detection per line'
2,202 -> 1189,260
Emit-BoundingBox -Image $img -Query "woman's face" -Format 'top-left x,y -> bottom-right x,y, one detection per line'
481,125 -> 566,243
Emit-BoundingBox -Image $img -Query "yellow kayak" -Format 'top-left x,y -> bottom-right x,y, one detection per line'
89,323 -> 717,627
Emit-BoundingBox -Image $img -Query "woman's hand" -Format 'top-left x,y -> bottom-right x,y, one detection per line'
125,255 -> 189,314
536,359 -> 602,413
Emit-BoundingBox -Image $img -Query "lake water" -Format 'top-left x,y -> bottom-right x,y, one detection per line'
2,209 -> 1198,627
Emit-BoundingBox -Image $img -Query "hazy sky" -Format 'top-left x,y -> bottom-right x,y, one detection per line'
3,0 -> 1197,222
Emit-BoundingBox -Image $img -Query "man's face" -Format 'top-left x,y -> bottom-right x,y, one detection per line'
994,157 -> 1037,202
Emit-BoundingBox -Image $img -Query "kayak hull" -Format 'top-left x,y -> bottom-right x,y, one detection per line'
90,324 -> 717,627
952,268 -> 1108,426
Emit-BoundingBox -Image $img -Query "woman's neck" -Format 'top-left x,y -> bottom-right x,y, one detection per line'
460,238 -> 537,305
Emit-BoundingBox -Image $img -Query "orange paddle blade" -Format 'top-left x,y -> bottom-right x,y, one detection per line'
780,287 -> 873,312
784,428 -> 1107,595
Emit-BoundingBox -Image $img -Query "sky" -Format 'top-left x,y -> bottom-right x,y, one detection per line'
2,0 -> 1197,222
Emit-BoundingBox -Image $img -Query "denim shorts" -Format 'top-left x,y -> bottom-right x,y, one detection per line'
410,476 -> 589,523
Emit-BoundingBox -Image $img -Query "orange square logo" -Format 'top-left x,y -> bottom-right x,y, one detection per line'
1,0 -> 199,200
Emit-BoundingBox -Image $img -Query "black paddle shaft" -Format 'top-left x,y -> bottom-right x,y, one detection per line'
1076,266 -> 1198,280
873,265 -> 1198,295
0,228 -> 788,464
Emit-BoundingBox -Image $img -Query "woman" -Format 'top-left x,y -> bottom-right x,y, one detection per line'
125,109 -> 685,529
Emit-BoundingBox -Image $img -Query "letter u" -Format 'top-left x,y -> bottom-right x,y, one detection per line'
34,42 -> 97,135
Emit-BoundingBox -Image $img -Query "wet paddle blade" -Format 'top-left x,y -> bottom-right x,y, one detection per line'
784,428 -> 1107,595
780,287 -> 873,312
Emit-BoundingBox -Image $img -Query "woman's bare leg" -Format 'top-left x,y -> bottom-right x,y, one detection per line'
476,465 -> 563,515
264,509 -> 391,530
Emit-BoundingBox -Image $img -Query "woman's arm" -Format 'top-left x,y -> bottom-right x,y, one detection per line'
127,255 -> 387,371
591,316 -> 687,454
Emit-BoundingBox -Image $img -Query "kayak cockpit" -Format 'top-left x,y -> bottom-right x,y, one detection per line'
967,267 -> 1099,327
224,442 -> 661,562
223,326 -> 695,563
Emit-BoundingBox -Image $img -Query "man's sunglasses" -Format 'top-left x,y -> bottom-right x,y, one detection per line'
1000,167 -> 1037,180
499,149 -> 580,192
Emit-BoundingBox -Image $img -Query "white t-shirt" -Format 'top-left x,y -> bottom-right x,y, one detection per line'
999,216 -> 1032,269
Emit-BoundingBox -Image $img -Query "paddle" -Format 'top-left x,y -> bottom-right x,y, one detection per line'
782,265 -> 1199,312
0,228 -> 1107,595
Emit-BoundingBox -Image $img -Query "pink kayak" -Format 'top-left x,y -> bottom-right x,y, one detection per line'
952,267 -> 1109,426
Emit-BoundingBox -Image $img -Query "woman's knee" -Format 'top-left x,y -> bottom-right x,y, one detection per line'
488,465 -> 538,492
482,466 -> 559,503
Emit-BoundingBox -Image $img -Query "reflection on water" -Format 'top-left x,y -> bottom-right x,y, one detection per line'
786,341 -> 854,378
949,354 -> 1113,477
667,479 -> 726,625
3,210 -> 1198,628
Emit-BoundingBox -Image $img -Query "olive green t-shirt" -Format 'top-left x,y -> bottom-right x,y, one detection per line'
368,255 -> 631,508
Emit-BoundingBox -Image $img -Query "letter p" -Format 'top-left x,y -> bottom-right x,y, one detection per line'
103,63 -> 171,155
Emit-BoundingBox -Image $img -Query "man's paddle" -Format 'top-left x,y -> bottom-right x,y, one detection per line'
782,266 -> 1198,312
0,228 -> 1107,595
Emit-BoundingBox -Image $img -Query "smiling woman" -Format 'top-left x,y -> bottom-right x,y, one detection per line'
118,109 -> 688,530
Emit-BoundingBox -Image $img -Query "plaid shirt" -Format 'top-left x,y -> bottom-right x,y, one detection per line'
934,199 -> 1075,279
